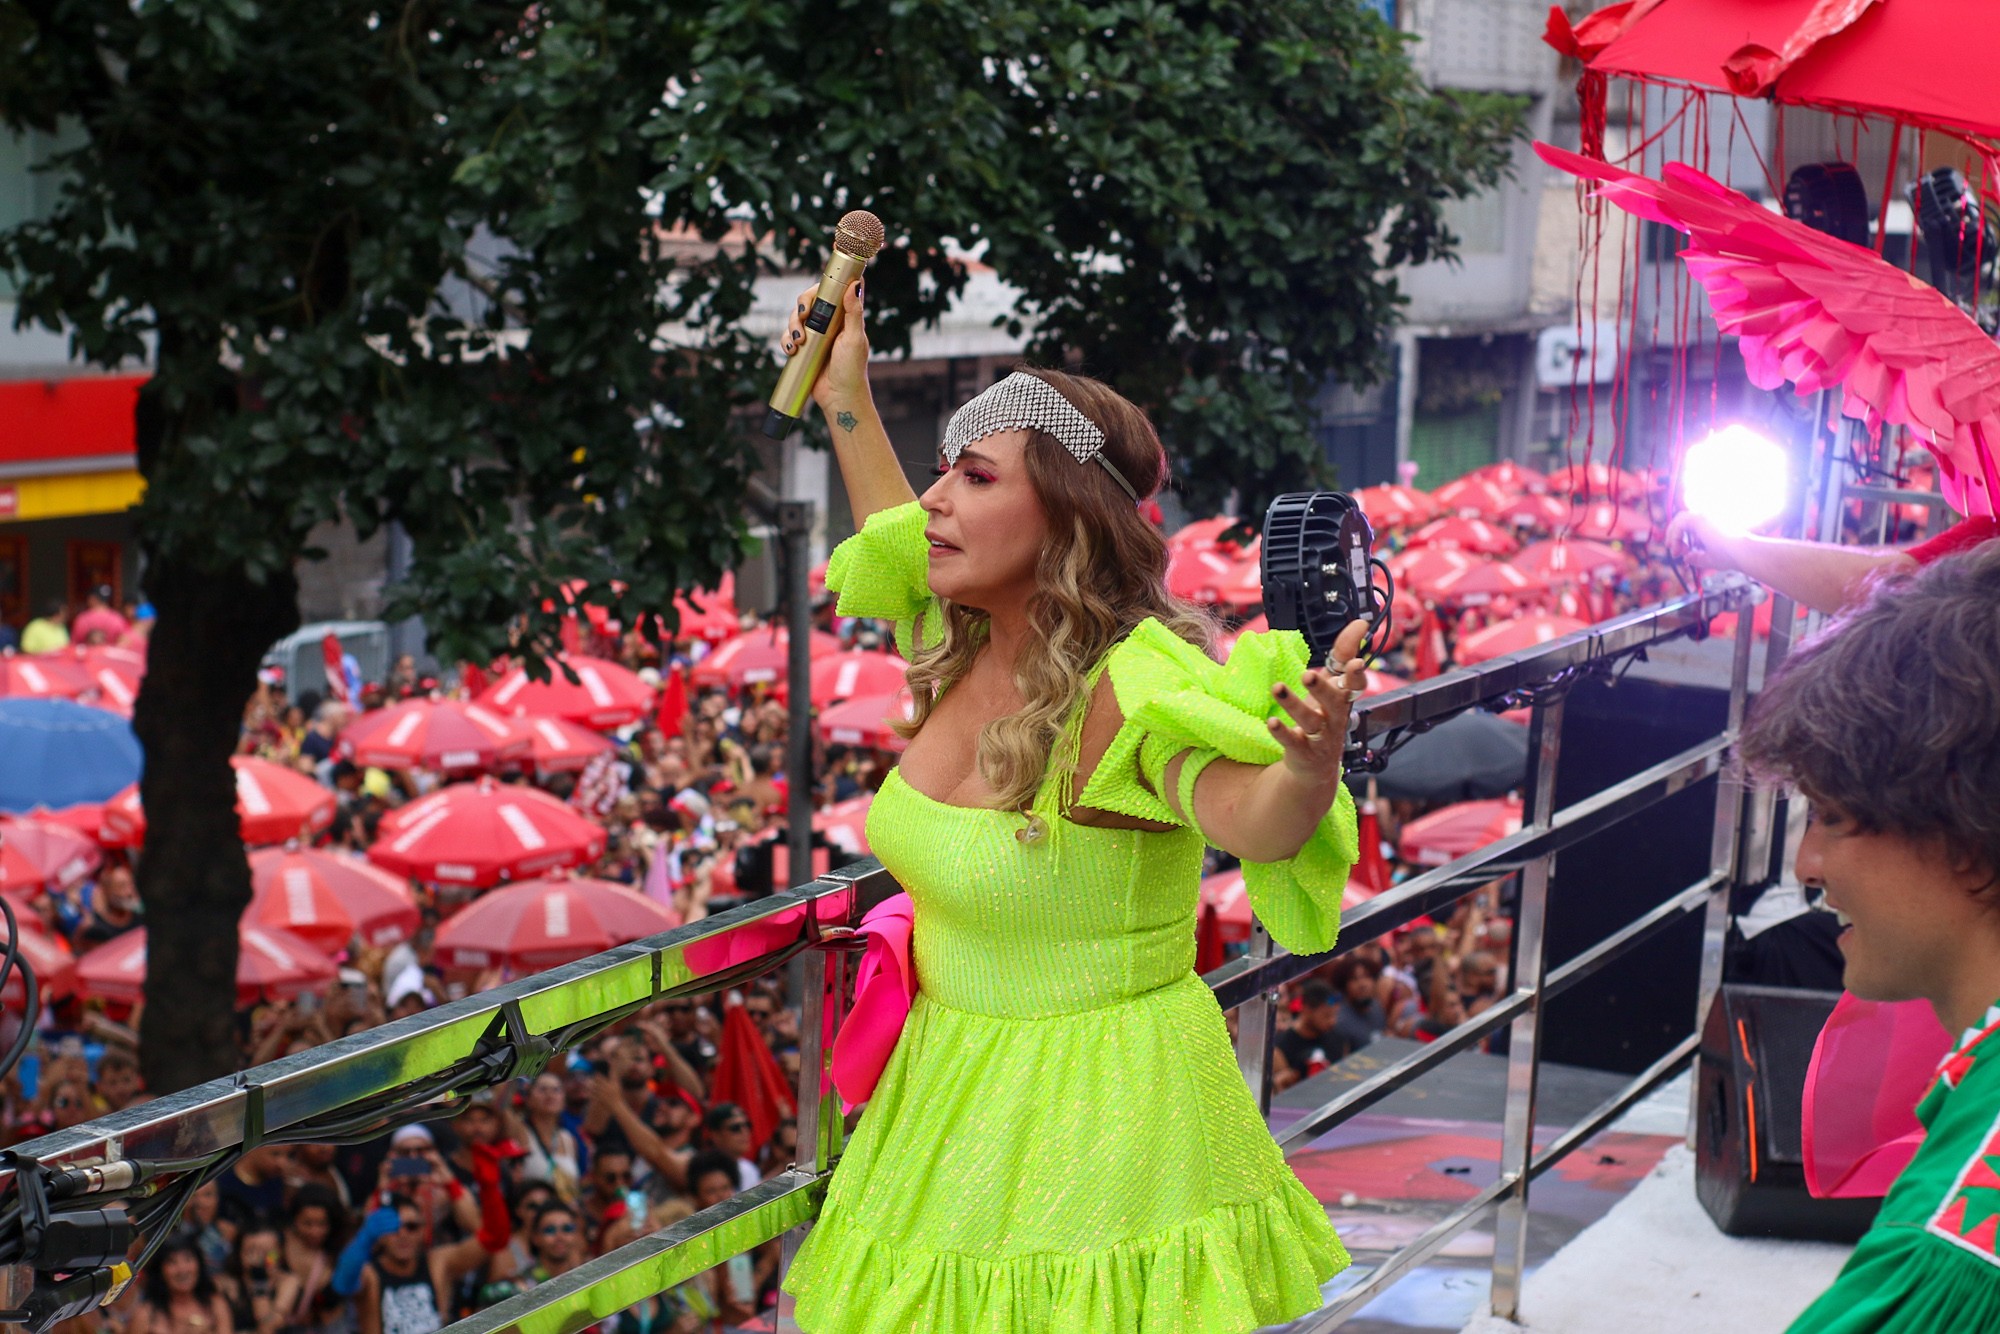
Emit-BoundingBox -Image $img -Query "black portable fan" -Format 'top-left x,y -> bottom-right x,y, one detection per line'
1259,491 -> 1393,668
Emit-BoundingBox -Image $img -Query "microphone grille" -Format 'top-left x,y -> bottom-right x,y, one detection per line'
834,210 -> 886,260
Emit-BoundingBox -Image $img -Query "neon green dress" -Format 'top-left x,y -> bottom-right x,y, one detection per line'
782,502 -> 1355,1333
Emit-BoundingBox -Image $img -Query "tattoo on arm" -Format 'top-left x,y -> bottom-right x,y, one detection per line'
836,411 -> 858,433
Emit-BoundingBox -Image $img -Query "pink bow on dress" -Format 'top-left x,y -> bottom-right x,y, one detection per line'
828,892 -> 916,1114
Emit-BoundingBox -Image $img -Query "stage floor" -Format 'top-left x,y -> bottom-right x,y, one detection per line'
1261,1038 -> 1703,1334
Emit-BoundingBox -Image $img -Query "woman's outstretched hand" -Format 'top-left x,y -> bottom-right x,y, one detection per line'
780,279 -> 871,413
1267,617 -> 1372,788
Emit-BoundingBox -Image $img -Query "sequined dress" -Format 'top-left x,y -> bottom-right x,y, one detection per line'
782,502 -> 1356,1333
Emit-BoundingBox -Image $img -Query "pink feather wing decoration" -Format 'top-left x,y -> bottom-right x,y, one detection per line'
1537,140 -> 2000,517
827,892 -> 916,1115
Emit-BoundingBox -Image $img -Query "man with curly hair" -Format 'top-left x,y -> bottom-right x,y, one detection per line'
1740,543 -> 2000,1333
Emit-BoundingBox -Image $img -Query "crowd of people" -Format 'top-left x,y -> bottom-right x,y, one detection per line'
0,479 -> 1611,1333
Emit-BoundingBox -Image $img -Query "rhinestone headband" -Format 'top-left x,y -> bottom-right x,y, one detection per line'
940,373 -> 1139,501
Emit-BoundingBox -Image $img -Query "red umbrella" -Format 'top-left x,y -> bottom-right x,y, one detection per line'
816,793 -> 873,857
1398,797 -> 1524,868
1567,501 -> 1655,545
816,690 -> 913,753
1511,538 -> 1635,585
477,655 -> 656,730
249,847 -> 420,949
780,649 -> 909,707
0,817 -> 102,899
1405,516 -> 1519,557
244,863 -> 355,955
1166,541 -> 1255,604
34,804 -> 107,845
706,995 -> 796,1153
507,715 -> 614,774
368,779 -> 606,887
340,699 -> 528,773
1429,476 -> 1517,520
1195,902 -> 1227,975
1167,515 -> 1249,553
668,587 -> 740,644
1428,560 -> 1549,608
1543,459 -> 1650,505
0,654 -> 91,701
1495,493 -> 1572,531
1456,614 -> 1591,665
1198,868 -> 1377,944
77,924 -> 336,1005
690,629 -> 842,691
1386,545 -> 1479,599
65,646 -> 144,715
4,923 -> 75,1004
99,757 -> 337,849
1354,484 -> 1440,531
1553,0 -> 2000,147
432,875 -> 679,971
1469,460 -> 1546,495
1543,141 -> 2000,516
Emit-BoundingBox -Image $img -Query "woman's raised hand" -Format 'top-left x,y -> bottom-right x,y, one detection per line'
1267,617 -> 1372,788
779,279 -> 870,413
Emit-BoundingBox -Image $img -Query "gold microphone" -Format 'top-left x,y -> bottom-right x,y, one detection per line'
763,210 -> 886,440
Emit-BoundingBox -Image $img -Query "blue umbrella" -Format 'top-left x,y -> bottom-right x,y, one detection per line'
0,699 -> 143,813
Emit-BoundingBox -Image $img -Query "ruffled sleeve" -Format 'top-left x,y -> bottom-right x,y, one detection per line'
823,501 -> 939,660
1075,619 -> 1358,956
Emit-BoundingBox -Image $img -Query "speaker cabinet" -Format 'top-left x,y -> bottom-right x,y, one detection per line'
1695,983 -> 1881,1241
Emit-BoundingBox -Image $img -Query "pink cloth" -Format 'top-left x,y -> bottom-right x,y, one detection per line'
1804,992 -> 1953,1199
828,892 -> 915,1114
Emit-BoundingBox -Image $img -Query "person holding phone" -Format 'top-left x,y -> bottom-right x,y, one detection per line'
216,1225 -> 300,1334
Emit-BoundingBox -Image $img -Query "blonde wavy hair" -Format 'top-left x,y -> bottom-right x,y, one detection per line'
894,366 -> 1217,812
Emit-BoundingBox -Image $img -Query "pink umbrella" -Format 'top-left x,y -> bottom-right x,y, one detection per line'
34,804 -> 108,845
1354,484 -> 1440,530
477,655 -> 656,730
340,698 -> 528,773
816,690 -> 913,753
816,793 -> 873,857
0,816 -> 102,898
432,875 -> 679,971
0,654 -> 91,702
368,779 -> 606,887
506,715 -> 614,774
1398,797 -> 1524,868
248,846 -> 420,949
1456,614 -> 1591,665
689,629 -> 842,691
1511,538 -> 1635,585
1430,476 -> 1517,520
781,649 -> 910,706
78,924 -> 336,1005
100,757 -> 337,849
1405,516 -> 1520,557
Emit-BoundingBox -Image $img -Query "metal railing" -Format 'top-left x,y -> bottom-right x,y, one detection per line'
2,575 -> 1756,1334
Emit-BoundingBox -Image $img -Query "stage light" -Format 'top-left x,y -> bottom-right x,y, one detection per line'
1682,425 -> 1789,533
1784,162 -> 1870,248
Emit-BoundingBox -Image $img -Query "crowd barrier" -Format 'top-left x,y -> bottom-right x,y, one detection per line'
0,575 -> 1756,1333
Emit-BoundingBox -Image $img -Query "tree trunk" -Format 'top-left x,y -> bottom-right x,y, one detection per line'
131,554 -> 299,1094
